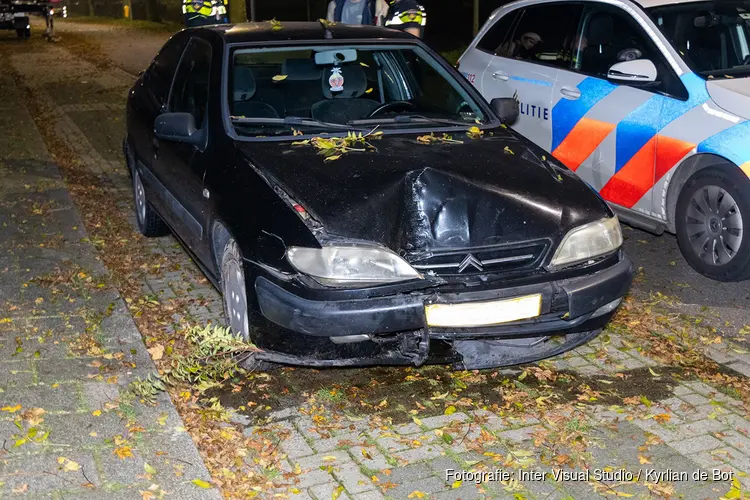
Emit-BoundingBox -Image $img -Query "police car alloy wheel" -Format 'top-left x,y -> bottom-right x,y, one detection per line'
675,168 -> 750,282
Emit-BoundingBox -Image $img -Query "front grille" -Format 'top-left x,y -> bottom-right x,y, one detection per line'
409,240 -> 550,278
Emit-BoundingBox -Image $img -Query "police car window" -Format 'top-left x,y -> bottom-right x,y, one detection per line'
477,12 -> 519,54
169,38 -> 212,126
146,32 -> 189,105
500,4 -> 583,68
648,0 -> 750,79
574,5 -> 688,99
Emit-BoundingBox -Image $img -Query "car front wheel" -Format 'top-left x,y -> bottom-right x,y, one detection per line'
219,238 -> 277,371
132,169 -> 169,237
675,168 -> 750,281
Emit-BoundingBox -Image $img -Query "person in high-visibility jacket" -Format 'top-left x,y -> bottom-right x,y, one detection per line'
216,0 -> 229,23
182,0 -> 218,27
383,0 -> 426,38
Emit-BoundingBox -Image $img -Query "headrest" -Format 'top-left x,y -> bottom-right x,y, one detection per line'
321,64 -> 368,99
282,58 -> 322,81
586,14 -> 614,46
234,66 -> 256,101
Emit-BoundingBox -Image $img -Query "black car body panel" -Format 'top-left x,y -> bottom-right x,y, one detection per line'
124,22 -> 634,370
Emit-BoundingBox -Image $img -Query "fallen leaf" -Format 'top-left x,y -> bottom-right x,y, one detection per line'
323,154 -> 341,162
114,446 -> 133,459
365,88 -> 373,93
444,406 -> 457,415
12,484 -> 28,493
192,479 -> 211,488
147,344 -> 164,361
1,404 -> 21,413
272,75 -> 288,82
408,491 -> 426,499
144,463 -> 157,475
332,485 -> 344,499
92,410 -> 102,417
452,480 -> 462,489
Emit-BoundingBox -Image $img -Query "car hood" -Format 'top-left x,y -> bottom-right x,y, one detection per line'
707,78 -> 750,121
236,131 -> 609,257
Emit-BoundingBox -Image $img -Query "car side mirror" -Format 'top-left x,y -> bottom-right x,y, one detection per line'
490,97 -> 519,125
154,112 -> 202,144
607,59 -> 657,83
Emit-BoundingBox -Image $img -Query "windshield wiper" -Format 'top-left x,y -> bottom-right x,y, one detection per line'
348,115 -> 482,127
231,116 -> 366,131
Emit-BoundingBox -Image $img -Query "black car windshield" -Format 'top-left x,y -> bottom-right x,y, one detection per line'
228,44 -> 489,136
648,0 -> 750,79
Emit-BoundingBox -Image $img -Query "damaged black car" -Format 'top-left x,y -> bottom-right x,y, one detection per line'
123,21 -> 634,370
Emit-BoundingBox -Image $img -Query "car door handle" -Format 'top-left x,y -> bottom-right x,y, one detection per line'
560,86 -> 581,100
492,70 -> 510,81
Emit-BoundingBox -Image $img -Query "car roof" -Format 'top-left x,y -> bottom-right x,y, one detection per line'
634,0 -> 706,9
199,21 -> 416,44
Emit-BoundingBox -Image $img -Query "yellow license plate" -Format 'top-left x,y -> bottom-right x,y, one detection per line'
425,294 -> 542,328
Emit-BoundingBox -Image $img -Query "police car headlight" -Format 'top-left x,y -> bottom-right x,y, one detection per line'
550,216 -> 623,268
287,245 -> 422,286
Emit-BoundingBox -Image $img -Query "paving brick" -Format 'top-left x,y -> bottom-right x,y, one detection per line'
497,426 -> 539,443
419,414 -> 471,429
388,476 -> 447,499
277,423 -> 315,459
432,484 -> 482,500
350,445 -> 392,471
0,451 -> 99,494
671,435 -> 724,455
392,443 -> 446,464
726,362 -> 750,377
332,460 -> 377,494
309,482 -> 351,500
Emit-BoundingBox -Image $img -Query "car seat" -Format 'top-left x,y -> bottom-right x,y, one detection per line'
232,66 -> 279,118
311,64 -> 379,124
581,13 -> 615,76
282,58 -> 323,117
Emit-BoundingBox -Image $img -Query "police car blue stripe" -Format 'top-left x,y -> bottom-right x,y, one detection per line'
613,73 -> 710,173
551,77 -> 617,152
697,120 -> 750,167
509,76 -> 553,87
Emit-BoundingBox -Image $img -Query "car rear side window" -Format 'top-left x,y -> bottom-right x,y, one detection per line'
169,38 -> 212,127
476,12 -> 520,55
145,32 -> 189,106
498,3 -> 584,69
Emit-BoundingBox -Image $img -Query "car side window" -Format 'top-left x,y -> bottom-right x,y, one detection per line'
572,4 -> 688,99
169,38 -> 212,127
145,32 -> 189,107
496,4 -> 583,69
476,12 -> 520,55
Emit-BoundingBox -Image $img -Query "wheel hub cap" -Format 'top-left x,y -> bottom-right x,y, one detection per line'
224,262 -> 249,340
134,172 -> 146,224
686,185 -> 743,266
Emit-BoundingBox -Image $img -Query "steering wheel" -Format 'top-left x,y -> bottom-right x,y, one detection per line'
367,100 -> 417,117
455,101 -> 474,115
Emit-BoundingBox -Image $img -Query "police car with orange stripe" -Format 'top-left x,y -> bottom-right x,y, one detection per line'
459,0 -> 750,281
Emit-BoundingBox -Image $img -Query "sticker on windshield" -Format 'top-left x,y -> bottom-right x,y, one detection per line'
740,12 -> 750,19
329,68 -> 344,92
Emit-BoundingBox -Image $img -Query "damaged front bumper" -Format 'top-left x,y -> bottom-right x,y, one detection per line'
249,256 -> 634,370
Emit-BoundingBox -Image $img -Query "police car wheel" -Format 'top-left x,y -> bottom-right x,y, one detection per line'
132,169 -> 169,238
675,168 -> 750,282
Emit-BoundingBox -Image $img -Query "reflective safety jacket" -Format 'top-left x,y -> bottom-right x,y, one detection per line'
384,0 -> 426,35
182,0 -> 217,26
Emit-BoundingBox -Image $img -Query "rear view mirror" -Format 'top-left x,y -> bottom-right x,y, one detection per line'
314,49 -> 358,66
154,112 -> 202,144
490,97 -> 519,125
607,59 -> 657,83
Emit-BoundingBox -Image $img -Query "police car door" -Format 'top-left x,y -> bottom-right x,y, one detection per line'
551,3 -> 692,217
479,3 -> 582,151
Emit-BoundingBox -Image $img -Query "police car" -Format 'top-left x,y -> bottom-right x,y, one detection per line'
458,0 -> 750,282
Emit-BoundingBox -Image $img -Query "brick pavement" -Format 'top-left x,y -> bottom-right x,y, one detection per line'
0,58 -> 220,498
3,21 -> 750,499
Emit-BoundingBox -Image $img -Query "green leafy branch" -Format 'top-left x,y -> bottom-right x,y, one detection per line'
292,130 -> 383,162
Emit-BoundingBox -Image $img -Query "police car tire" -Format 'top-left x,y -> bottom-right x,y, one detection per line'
675,168 -> 750,282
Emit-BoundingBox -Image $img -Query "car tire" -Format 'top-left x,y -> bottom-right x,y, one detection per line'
16,28 -> 25,39
24,28 -> 30,38
219,238 -> 277,371
132,169 -> 169,237
675,168 -> 750,281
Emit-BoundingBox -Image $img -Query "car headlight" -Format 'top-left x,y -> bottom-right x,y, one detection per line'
287,245 -> 422,286
550,216 -> 623,268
